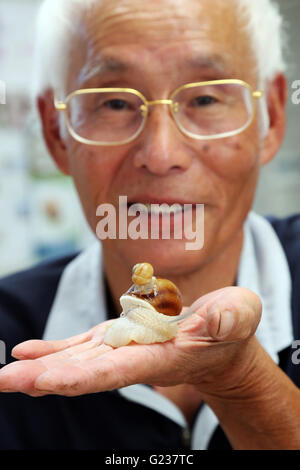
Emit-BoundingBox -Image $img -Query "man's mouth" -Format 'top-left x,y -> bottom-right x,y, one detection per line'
127,202 -> 189,215
97,197 -> 204,248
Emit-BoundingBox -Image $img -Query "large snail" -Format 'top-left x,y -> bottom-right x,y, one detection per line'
104,262 -> 187,347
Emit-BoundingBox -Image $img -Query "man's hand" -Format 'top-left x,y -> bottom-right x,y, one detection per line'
0,287 -> 262,398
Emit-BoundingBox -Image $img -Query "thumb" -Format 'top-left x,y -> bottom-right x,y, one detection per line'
203,287 -> 262,341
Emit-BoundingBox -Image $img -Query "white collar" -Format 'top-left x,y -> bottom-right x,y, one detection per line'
237,212 -> 293,361
42,211 -> 293,449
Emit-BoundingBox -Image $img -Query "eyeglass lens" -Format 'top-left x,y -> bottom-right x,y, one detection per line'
66,83 -> 254,144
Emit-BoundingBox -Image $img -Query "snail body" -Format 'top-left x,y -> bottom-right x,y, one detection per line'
104,295 -> 179,347
103,262 -> 184,347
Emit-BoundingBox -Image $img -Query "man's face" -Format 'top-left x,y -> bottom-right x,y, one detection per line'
62,0 -> 263,276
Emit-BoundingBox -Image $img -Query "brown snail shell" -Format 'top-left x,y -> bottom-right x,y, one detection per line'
127,277 -> 183,316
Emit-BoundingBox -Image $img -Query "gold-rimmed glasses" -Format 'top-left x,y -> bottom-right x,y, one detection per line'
54,79 -> 264,146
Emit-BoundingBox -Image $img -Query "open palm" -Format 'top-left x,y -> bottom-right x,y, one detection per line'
0,287 -> 261,397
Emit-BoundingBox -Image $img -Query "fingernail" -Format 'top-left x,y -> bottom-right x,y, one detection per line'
217,310 -> 235,338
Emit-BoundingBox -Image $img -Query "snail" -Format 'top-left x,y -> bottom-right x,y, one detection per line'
104,262 -> 186,348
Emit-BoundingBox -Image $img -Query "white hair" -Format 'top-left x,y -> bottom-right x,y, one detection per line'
237,0 -> 287,136
33,0 -> 288,137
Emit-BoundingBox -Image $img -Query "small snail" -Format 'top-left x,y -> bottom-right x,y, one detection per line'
132,262 -> 154,285
104,263 -> 185,348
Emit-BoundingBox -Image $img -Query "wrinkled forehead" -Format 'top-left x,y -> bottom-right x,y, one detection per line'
68,0 -> 256,90
82,0 -> 249,43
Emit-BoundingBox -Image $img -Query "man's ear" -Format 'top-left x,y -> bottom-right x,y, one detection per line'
37,89 -> 71,175
260,73 -> 288,166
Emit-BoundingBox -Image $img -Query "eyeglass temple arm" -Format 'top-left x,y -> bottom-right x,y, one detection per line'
54,96 -> 67,111
253,90 -> 264,99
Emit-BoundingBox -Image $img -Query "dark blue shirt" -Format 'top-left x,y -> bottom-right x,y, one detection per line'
0,216 -> 299,450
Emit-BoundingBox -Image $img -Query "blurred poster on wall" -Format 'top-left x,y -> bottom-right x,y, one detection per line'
0,0 -> 93,276
0,0 -> 39,93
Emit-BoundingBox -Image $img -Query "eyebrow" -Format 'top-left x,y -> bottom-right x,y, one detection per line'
78,58 -> 129,84
78,53 -> 231,85
185,54 -> 230,74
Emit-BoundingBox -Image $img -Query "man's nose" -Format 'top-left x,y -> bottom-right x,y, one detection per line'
133,105 -> 193,175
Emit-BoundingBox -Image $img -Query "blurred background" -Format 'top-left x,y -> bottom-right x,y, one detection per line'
0,0 -> 299,276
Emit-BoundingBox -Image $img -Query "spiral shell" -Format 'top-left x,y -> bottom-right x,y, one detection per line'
127,278 -> 182,316
104,295 -> 178,347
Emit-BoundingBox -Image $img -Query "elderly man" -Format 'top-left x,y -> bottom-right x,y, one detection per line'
0,0 -> 299,450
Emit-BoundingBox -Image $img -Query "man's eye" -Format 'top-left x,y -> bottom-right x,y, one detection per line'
104,99 -> 128,110
193,95 -> 218,106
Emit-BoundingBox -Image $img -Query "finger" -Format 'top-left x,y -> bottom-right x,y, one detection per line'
203,287 -> 262,341
0,344 -> 103,396
71,343 -> 113,361
11,331 -> 93,360
35,342 -> 176,396
37,340 -> 103,368
0,326 -> 115,395
11,322 -> 111,359
0,359 -> 48,396
0,342 -> 111,395
39,342 -> 113,367
25,325 -> 111,368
